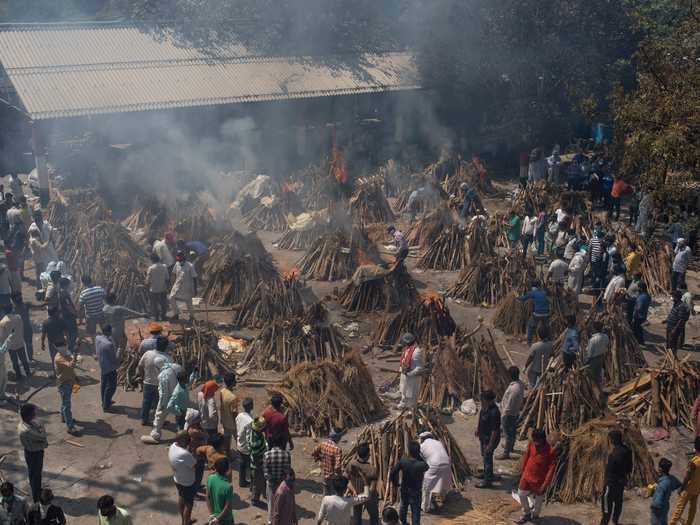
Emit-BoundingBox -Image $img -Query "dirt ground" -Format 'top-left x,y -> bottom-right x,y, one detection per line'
0,185 -> 697,525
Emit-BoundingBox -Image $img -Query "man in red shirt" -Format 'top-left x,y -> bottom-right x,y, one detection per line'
262,394 -> 294,450
516,429 -> 558,523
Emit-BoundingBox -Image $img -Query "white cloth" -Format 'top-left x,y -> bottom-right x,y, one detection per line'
146,263 -> 169,294
563,237 -> 578,260
567,253 -> 586,294
548,259 -> 568,285
673,246 -> 692,273
420,437 -> 451,510
521,216 -> 537,236
138,349 -> 170,386
153,239 -> 174,267
501,380 -> 525,417
518,489 -> 544,518
604,275 -> 625,303
197,391 -> 219,431
0,314 -> 24,350
585,333 -> 610,361
399,346 -> 424,409
555,208 -> 567,224
168,443 -> 196,486
170,261 -> 197,300
236,412 -> 254,454
317,493 -> 368,525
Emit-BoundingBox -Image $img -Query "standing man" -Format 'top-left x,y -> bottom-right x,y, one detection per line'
148,350 -> 183,443
600,430 -> 633,525
264,434 -> 292,525
272,471 -> 297,525
169,251 -> 198,322
535,204 -> 547,256
146,253 -> 169,321
0,304 -> 29,379
78,274 -> 105,345
525,325 -> 553,388
218,372 -> 239,457
236,397 -> 255,488
418,432 -> 451,514
666,290 -> 691,354
169,431 -> 197,525
153,233 -> 176,270
102,293 -> 146,352
58,276 -> 79,355
206,458 -> 235,525
137,334 -> 171,426
248,417 -> 268,507
632,282 -> 651,344
584,321 -> 609,386
475,390 -> 501,489
547,250 -> 568,287
521,210 -> 537,258
313,430 -> 343,495
389,441 -> 428,525
516,282 -> 549,346
17,403 -> 47,503
515,429 -> 558,524
561,315 -> 580,369
317,475 -> 369,525
387,226 -> 409,265
41,307 -> 67,372
672,239 -> 692,292
498,366 -> 524,460
507,210 -> 522,249
397,333 -> 424,411
604,267 -> 626,308
54,344 -> 78,435
262,394 -> 293,450
589,230 -> 606,290
345,442 -> 379,525
670,437 -> 700,525
96,325 -> 120,412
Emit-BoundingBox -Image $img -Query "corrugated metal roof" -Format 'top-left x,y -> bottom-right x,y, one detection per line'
0,22 -> 419,120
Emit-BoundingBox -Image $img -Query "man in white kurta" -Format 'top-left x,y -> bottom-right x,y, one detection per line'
419,431 -> 451,512
169,252 -> 198,321
567,248 -> 587,297
398,332 -> 424,410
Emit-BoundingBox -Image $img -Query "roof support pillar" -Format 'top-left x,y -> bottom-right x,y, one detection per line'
31,121 -> 49,206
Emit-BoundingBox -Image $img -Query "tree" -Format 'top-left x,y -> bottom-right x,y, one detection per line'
613,2 -> 700,198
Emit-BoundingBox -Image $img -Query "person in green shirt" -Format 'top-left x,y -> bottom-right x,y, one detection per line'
508,210 -> 522,244
207,458 -> 234,525
97,494 -> 132,525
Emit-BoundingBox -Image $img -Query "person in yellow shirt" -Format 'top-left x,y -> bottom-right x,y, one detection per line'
54,343 -> 79,435
218,372 -> 239,457
670,437 -> 700,525
624,244 -> 641,280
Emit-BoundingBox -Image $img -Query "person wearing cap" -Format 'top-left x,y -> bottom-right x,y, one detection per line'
138,322 -> 165,354
137,334 -> 171,426
146,252 -> 169,321
397,333 -> 424,411
198,380 -> 220,439
247,416 -> 268,506
152,234 -> 175,270
313,430 -> 343,495
169,250 -> 198,322
386,226 -> 409,265
419,431 -> 451,514
672,238 -> 692,292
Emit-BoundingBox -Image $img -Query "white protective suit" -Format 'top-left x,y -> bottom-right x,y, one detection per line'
169,261 -> 197,319
420,435 -> 452,511
151,360 -> 183,441
398,344 -> 424,409
567,251 -> 587,295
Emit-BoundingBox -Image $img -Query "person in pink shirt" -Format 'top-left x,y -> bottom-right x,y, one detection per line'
272,470 -> 297,525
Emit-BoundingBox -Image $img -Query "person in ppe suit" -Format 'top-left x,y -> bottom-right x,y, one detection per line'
567,245 -> 588,297
419,431 -> 451,513
397,332 -> 424,410
169,250 -> 198,322
143,354 -> 183,443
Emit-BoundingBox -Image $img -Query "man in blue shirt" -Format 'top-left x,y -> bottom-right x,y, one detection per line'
632,282 -> 651,344
517,281 -> 550,346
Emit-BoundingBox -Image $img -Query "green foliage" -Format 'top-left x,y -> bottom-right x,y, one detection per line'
613,3 -> 700,197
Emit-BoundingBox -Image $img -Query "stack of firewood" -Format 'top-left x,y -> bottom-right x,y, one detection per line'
340,264 -> 417,313
372,294 -> 456,348
235,273 -> 305,328
494,286 -> 577,337
448,256 -> 535,306
342,407 -> 471,503
405,207 -> 453,250
297,228 -> 378,281
268,352 -> 385,436
241,303 -> 348,371
275,221 -> 330,251
350,184 -> 396,226
548,416 -> 655,503
202,231 -> 279,306
609,351 -> 700,430
243,192 -> 304,233
417,224 -> 468,271
613,226 -> 674,295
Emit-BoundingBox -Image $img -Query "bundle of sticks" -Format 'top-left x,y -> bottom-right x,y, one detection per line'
241,303 -> 348,371
517,361 -> 607,439
613,226 -> 673,295
512,180 -> 553,214
393,181 -> 447,216
48,188 -> 112,250
171,326 -> 237,383
547,416 -> 655,503
340,263 -> 417,313
419,325 -> 510,410
609,351 -> 700,430
173,207 -> 218,242
487,213 -> 512,251
202,231 -> 279,306
243,202 -> 289,232
117,348 -> 142,390
234,273 -> 305,329
268,352 -> 385,436
122,196 -> 169,238
342,408 -> 471,503
372,294 -> 456,348
464,216 -> 494,262
297,229 -> 378,281
405,207 -> 453,250
447,255 -> 535,306
274,222 -> 329,251
556,305 -> 646,387
492,292 -> 532,335
417,224 -> 468,271
349,184 -> 396,226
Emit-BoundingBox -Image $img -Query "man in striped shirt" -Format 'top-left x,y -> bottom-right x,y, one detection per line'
78,274 -> 106,344
589,230 -> 606,290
